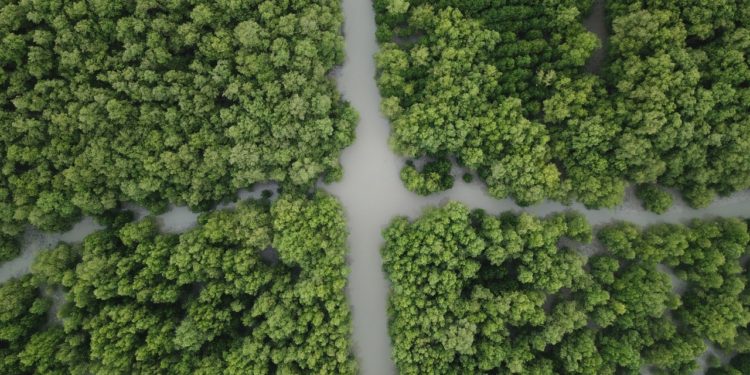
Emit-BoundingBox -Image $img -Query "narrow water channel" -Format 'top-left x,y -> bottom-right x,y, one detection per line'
0,187 -> 276,284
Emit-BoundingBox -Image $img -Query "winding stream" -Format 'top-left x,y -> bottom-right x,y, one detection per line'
1,1 -> 749,374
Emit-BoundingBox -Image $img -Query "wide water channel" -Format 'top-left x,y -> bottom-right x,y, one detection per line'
1,1 -> 749,374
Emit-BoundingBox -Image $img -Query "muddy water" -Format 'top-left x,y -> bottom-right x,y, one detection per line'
0,218 -> 102,283
584,0 -> 609,74
0,186 -> 278,284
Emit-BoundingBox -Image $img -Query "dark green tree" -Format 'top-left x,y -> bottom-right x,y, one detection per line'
0,193 -> 357,374
375,0 -> 750,208
400,158 -> 454,195
382,202 -> 750,374
0,0 -> 356,264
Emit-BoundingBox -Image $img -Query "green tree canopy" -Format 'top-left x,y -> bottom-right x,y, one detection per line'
0,193 -> 356,374
0,0 -> 355,263
375,0 -> 750,209
383,202 -> 750,374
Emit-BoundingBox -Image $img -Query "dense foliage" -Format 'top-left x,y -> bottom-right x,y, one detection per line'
635,184 -> 673,214
0,0 -> 355,262
603,0 -> 750,209
0,275 -> 56,374
375,0 -> 601,206
374,0 -> 750,209
710,353 -> 750,375
382,202 -> 750,374
400,157 -> 454,195
0,193 -> 357,374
